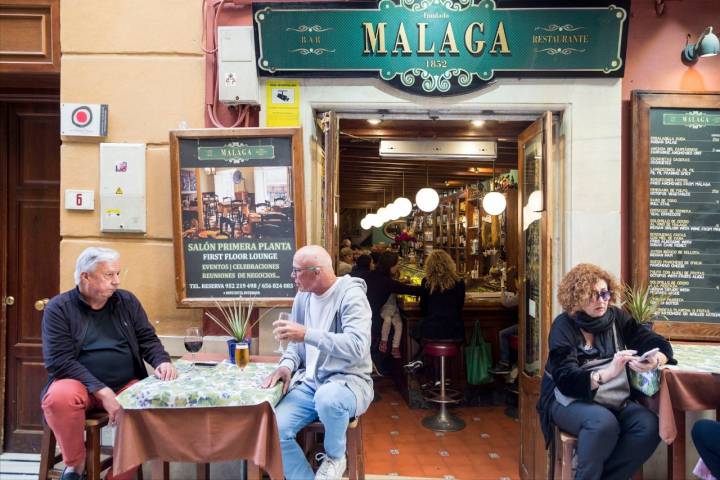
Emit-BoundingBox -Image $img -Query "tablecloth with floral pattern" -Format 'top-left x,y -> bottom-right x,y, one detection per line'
665,343 -> 720,374
117,361 -> 282,409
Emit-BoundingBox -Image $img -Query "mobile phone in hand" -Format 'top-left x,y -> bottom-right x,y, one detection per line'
637,347 -> 660,363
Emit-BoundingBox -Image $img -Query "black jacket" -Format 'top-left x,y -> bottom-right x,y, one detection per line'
41,287 -> 171,398
416,279 -> 466,340
354,270 -> 423,324
537,306 -> 675,446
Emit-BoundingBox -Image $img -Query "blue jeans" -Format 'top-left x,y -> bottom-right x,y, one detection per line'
499,324 -> 518,363
275,381 -> 357,480
550,400 -> 659,480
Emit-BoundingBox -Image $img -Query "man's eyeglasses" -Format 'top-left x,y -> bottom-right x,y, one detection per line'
590,290 -> 612,302
291,266 -> 320,275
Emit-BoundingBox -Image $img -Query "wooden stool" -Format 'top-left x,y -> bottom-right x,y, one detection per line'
553,426 -> 576,480
553,426 -> 643,480
298,417 -> 365,480
39,410 -> 137,480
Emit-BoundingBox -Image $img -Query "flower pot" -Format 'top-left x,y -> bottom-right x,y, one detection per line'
227,337 -> 252,364
227,338 -> 238,364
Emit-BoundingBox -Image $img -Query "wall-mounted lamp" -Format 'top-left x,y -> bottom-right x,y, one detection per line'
683,26 -> 719,63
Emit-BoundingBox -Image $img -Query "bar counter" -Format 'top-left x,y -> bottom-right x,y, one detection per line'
391,295 -> 518,407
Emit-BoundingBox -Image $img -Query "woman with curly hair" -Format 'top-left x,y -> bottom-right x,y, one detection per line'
411,250 -> 466,342
537,263 -> 675,480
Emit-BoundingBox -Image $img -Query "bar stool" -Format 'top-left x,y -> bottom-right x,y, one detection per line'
299,417 -> 365,480
38,410 -> 126,480
421,341 -> 465,432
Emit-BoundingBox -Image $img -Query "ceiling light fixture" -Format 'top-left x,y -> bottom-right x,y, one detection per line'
683,26 -> 719,62
482,156 -> 506,216
393,171 -> 413,218
416,163 -> 439,212
471,119 -> 485,127
367,118 -> 382,125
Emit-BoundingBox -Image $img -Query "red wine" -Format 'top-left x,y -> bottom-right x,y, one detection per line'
184,340 -> 203,353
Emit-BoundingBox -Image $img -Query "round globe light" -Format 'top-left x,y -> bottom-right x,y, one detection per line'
528,190 -> 543,213
360,216 -> 372,230
376,207 -> 390,223
370,212 -> 385,228
482,191 -> 507,216
385,202 -> 401,220
416,188 -> 440,212
393,197 -> 413,217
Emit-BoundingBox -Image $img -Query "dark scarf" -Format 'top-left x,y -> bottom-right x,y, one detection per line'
571,307 -> 619,359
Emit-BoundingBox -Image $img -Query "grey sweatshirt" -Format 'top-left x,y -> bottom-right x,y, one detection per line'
279,275 -> 374,415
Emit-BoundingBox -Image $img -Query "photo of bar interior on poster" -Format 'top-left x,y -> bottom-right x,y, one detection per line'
177,135 -> 296,299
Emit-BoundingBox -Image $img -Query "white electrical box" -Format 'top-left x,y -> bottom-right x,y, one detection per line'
100,143 -> 146,233
218,26 -> 259,105
65,189 -> 95,210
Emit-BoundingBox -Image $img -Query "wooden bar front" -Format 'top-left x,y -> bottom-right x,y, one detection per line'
391,298 -> 518,407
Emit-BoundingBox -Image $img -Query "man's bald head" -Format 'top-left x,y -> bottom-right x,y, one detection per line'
292,245 -> 336,294
294,245 -> 333,269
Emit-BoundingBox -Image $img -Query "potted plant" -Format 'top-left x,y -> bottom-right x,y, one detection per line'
205,299 -> 275,363
622,282 -> 669,330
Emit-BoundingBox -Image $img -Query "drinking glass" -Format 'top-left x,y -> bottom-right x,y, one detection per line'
184,327 -> 203,366
235,342 -> 250,369
274,312 -> 293,354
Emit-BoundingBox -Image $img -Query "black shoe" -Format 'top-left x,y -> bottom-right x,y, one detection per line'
61,467 -> 86,480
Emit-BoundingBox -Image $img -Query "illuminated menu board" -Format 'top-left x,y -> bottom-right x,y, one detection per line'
648,108 -> 720,323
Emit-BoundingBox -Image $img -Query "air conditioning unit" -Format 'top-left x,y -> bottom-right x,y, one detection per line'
379,140 -> 496,159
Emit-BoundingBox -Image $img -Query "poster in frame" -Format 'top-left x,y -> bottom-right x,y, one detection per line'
170,127 -> 305,307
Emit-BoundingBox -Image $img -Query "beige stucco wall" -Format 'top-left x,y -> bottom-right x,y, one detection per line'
60,0 -> 206,334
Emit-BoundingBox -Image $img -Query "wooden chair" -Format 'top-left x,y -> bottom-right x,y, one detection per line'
38,410 -> 133,480
298,417 -> 365,480
553,426 -> 643,480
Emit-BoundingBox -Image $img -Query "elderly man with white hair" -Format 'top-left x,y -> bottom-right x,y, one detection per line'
41,247 -> 176,480
263,245 -> 373,480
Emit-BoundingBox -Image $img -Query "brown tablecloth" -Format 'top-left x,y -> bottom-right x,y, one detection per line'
114,401 -> 283,480
657,369 -> 720,444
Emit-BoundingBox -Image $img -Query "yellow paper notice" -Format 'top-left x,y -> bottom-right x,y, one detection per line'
266,80 -> 300,127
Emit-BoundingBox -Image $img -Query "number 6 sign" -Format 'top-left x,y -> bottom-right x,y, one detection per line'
64,190 -> 94,210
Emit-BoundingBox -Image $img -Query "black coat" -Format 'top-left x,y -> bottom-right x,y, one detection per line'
536,305 -> 675,446
415,279 -> 466,341
41,287 -> 171,398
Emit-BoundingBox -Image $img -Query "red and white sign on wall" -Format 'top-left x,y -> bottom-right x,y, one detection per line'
61,103 -> 108,137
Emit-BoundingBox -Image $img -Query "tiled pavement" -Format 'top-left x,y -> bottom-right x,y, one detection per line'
362,379 -> 520,480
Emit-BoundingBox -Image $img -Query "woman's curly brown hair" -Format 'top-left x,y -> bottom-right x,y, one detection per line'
557,263 -> 621,313
424,250 -> 461,294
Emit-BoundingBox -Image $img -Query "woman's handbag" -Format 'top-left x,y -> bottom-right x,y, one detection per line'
465,321 -> 492,385
582,357 -> 631,410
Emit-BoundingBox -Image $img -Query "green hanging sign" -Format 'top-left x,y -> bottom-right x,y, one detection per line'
197,142 -> 275,164
254,0 -> 629,96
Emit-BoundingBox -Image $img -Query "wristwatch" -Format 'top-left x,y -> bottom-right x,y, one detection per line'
592,370 -> 605,385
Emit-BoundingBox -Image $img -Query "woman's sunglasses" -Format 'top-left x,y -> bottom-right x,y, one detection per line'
590,290 -> 612,302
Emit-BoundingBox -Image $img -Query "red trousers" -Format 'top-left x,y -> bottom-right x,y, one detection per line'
41,378 -> 138,480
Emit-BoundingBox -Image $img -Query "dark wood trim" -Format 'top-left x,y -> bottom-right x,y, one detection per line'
0,0 -> 60,74
322,112 -> 339,261
169,127 -> 305,308
631,91 -> 720,342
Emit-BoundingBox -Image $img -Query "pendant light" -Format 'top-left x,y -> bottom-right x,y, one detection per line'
393,171 -> 413,218
360,208 -> 372,230
482,156 -> 506,216
416,162 -> 439,212
376,188 -> 392,223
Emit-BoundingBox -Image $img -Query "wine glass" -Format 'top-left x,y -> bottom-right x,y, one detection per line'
184,327 -> 203,366
274,312 -> 293,354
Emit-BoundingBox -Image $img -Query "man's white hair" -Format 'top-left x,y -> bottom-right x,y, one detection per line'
74,247 -> 120,285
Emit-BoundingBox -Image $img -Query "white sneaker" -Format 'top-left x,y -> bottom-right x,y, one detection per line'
314,453 -> 347,480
